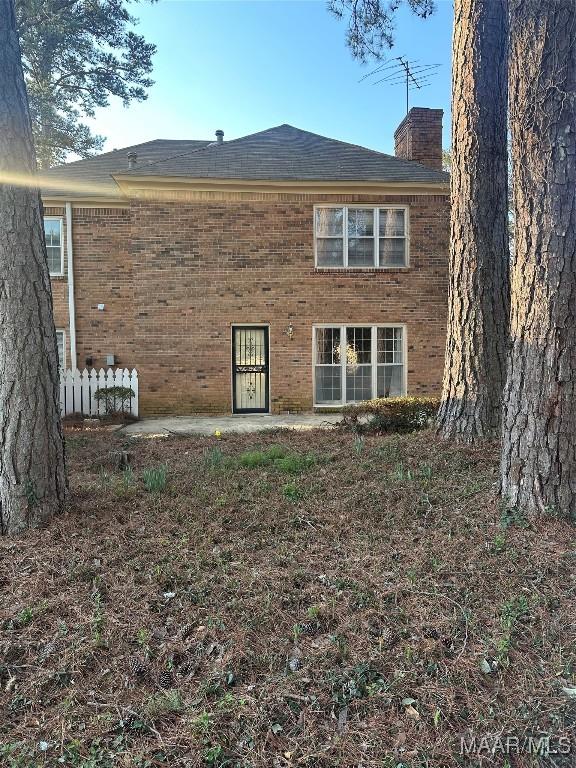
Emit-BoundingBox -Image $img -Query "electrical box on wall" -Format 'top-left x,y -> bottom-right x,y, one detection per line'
106,354 -> 115,366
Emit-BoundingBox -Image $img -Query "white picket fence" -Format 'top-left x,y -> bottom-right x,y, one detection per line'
59,368 -> 139,418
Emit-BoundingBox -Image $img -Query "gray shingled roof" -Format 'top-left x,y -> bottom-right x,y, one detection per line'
41,139 -> 210,198
41,125 -> 447,199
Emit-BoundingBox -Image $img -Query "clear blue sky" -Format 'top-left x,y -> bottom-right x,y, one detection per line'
87,0 -> 453,156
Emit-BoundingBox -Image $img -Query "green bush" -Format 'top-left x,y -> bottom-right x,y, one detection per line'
342,396 -> 439,434
94,385 -> 135,415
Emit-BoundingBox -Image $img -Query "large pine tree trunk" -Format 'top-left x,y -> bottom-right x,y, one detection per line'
0,0 -> 67,534
437,0 -> 510,442
501,0 -> 576,518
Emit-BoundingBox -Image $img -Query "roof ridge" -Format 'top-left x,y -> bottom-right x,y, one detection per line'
46,139 -> 210,172
118,143 -> 215,173
262,124 -> 450,177
114,125 -> 299,175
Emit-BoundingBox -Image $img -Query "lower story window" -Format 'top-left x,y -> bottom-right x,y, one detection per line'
314,325 -> 405,405
56,329 -> 66,369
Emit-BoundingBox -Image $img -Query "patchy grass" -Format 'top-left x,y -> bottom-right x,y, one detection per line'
1,429 -> 575,767
238,445 -> 317,473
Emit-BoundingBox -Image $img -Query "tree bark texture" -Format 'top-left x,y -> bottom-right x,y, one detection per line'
501,0 -> 576,518
0,0 -> 67,534
437,0 -> 510,442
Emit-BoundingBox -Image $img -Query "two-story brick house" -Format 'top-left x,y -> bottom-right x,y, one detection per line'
41,107 -> 449,415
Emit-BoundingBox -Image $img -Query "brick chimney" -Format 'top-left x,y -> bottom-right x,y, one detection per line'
394,107 -> 443,170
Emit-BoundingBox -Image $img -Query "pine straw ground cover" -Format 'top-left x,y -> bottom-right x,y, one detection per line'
1,429 -> 576,768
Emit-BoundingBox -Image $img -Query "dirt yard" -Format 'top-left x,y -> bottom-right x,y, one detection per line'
1,428 -> 575,767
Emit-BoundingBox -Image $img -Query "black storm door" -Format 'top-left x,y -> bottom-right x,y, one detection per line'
232,326 -> 270,413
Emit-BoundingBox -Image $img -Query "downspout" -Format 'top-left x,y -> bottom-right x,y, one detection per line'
65,201 -> 77,370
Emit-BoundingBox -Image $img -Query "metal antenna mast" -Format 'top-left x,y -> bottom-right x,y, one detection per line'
360,57 -> 441,114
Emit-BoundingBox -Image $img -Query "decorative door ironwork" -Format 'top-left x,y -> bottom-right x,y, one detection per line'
232,326 -> 269,413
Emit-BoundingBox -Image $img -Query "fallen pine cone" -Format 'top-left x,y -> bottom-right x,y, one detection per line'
129,656 -> 148,677
158,670 -> 174,688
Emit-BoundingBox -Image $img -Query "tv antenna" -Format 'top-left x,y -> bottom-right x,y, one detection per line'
360,56 -> 441,115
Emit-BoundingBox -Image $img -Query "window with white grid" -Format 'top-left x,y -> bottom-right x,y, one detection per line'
44,218 -> 64,275
315,207 -> 408,268
313,325 -> 406,405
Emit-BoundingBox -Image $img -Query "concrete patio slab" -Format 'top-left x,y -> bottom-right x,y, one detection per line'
121,413 -> 344,437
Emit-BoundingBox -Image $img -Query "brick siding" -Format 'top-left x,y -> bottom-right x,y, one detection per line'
48,191 -> 449,415
394,108 -> 445,171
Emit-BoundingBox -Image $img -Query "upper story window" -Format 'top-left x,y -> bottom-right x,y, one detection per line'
314,206 -> 408,268
44,217 -> 64,275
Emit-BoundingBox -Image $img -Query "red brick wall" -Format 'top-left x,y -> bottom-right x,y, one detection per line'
48,192 -> 449,415
72,208 -> 134,370
45,205 -> 133,372
394,108 -> 444,171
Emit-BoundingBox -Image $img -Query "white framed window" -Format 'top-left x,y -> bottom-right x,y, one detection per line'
56,329 -> 66,369
313,324 -> 406,406
44,217 -> 64,275
314,206 -> 409,268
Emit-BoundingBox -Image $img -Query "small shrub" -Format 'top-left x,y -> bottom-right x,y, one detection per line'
343,396 -> 440,434
94,385 -> 135,416
143,464 -> 167,493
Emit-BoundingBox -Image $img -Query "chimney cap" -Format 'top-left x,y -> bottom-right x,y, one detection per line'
127,151 -> 137,169
215,129 -> 224,144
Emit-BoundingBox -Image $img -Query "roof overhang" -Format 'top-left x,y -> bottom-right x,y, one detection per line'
40,176 -> 448,206
42,196 -> 129,208
111,175 -> 449,198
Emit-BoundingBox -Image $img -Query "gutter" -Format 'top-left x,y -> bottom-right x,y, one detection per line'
65,202 -> 77,370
